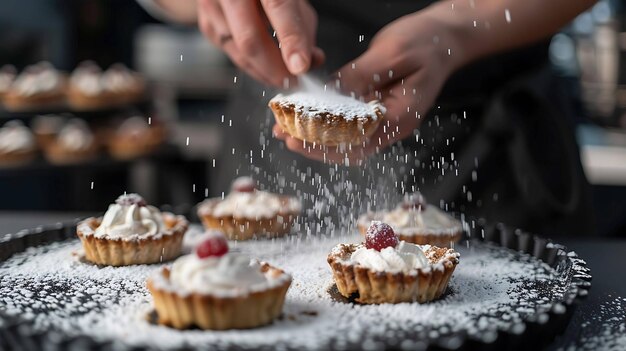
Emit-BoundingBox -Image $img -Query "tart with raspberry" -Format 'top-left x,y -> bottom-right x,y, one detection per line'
357,192 -> 463,247
269,91 -> 385,146
147,233 -> 292,330
328,221 -> 459,304
76,193 -> 188,266
197,176 -> 301,240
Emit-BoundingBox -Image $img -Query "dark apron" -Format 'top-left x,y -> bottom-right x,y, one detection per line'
216,1 -> 595,237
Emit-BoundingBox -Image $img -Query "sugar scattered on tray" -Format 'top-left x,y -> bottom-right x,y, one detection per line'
0,225 -> 569,350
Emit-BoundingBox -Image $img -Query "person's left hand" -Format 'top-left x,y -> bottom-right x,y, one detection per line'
274,11 -> 464,165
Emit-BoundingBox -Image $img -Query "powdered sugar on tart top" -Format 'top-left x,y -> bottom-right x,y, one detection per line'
360,205 -> 463,237
270,91 -> 385,121
199,190 -> 301,219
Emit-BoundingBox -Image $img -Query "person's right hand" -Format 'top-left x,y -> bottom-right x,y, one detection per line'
197,0 -> 325,87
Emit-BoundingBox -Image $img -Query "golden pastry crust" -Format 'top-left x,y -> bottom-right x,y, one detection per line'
66,87 -> 113,110
357,212 -> 463,248
146,263 -> 291,330
43,141 -> 99,165
269,99 -> 384,146
197,197 -> 299,240
76,214 -> 188,266
107,124 -> 165,160
0,149 -> 37,167
327,243 -> 459,304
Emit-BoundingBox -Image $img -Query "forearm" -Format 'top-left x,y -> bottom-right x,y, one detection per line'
424,0 -> 597,71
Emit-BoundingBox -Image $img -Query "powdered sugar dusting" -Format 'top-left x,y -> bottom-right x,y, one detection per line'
271,92 -> 384,121
0,225 -> 570,349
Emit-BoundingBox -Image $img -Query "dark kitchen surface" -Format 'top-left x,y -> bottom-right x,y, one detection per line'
0,212 -> 624,350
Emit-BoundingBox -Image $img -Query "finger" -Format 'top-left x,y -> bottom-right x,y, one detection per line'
220,0 -> 291,86
197,0 -> 270,83
311,47 -> 326,69
261,0 -> 316,75
272,124 -> 288,140
335,45 -> 416,98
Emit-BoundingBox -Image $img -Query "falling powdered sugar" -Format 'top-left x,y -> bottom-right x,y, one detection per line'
0,225 -> 571,350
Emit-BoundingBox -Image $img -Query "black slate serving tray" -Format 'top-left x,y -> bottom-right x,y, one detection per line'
0,218 -> 592,351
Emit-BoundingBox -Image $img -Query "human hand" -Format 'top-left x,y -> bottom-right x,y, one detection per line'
274,12 -> 463,165
197,0 -> 325,87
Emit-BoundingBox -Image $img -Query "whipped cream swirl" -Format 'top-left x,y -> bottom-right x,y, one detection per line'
382,205 -> 460,233
13,62 -> 63,97
102,64 -> 137,92
0,120 -> 36,153
211,190 -> 301,219
0,65 -> 16,93
351,241 -> 429,274
94,194 -> 165,240
71,62 -> 104,96
170,253 -> 269,295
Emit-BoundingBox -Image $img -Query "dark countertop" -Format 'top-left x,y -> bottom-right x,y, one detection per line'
0,212 -> 624,350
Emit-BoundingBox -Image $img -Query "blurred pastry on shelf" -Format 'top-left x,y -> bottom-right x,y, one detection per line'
107,116 -> 165,160
0,65 -> 17,100
76,193 -> 189,266
328,221 -> 460,304
3,62 -> 67,111
357,192 -> 463,248
269,91 -> 385,146
43,119 -> 98,165
0,120 -> 38,167
67,61 -> 110,110
32,114 -> 66,149
101,64 -> 145,105
197,176 -> 301,240
147,232 -> 291,330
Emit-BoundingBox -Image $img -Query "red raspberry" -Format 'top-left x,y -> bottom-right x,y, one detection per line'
196,233 -> 229,258
115,193 -> 146,207
231,176 -> 256,193
365,221 -> 398,251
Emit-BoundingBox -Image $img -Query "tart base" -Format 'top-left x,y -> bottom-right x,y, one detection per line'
0,149 -> 37,167
44,142 -> 99,165
269,100 -> 383,146
107,125 -> 165,160
76,214 -> 188,266
146,264 -> 291,330
327,244 -> 459,304
199,213 -> 296,241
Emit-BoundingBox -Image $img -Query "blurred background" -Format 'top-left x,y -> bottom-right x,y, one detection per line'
0,0 -> 625,237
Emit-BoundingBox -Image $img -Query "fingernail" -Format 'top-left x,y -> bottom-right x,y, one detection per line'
288,53 -> 307,74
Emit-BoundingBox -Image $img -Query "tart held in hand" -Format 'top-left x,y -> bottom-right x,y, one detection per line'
76,193 -> 188,266
358,192 -> 463,247
269,91 -> 385,146
328,221 -> 459,304
147,232 -> 292,330
197,176 -> 301,240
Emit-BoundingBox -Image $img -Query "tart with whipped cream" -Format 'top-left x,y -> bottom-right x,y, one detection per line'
147,233 -> 291,330
197,176 -> 301,240
76,193 -> 188,266
44,119 -> 98,165
0,120 -> 38,167
0,65 -> 17,100
269,91 -> 385,146
358,192 -> 463,247
3,62 -> 67,111
67,61 -> 111,110
101,64 -> 145,106
328,221 -> 459,304
107,116 -> 165,160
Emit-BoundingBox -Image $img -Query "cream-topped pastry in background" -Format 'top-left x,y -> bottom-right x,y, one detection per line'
107,116 -> 165,160
3,62 -> 66,111
67,61 -> 110,110
0,65 -> 17,100
197,176 -> 301,240
358,192 -> 463,247
328,221 -> 459,304
0,120 -> 37,167
101,64 -> 145,105
32,114 -> 65,149
44,119 -> 98,165
269,90 -> 385,146
76,193 -> 188,266
147,232 -> 291,330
